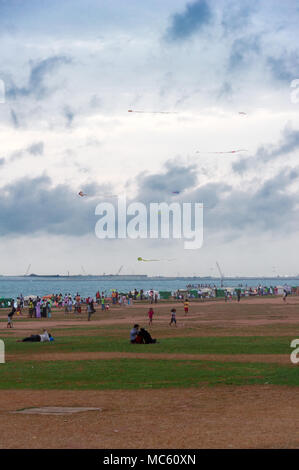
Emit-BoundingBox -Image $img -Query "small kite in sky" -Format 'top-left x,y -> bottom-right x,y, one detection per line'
238,112 -> 247,115
196,149 -> 248,154
128,109 -> 178,114
172,191 -> 180,194
78,191 -> 87,197
137,257 -> 175,262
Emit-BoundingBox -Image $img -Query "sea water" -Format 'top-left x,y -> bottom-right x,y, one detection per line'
0,276 -> 298,299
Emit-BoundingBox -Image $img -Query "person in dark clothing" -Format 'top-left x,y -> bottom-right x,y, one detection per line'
139,328 -> 157,344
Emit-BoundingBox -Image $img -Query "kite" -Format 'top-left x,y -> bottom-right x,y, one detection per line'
172,191 -> 180,194
128,109 -> 177,114
137,257 -> 175,262
238,112 -> 247,115
78,191 -> 118,198
196,149 -> 248,154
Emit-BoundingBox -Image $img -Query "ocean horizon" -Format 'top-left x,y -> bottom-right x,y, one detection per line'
0,275 -> 298,299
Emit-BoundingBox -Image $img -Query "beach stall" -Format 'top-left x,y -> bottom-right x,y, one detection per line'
189,290 -> 199,298
215,289 -> 226,298
0,297 -> 13,308
201,288 -> 213,298
275,286 -> 285,295
159,291 -> 172,300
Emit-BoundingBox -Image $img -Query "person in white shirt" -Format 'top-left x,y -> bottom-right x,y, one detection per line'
130,324 -> 139,343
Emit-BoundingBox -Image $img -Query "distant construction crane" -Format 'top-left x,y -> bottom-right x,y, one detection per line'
117,265 -> 123,275
24,264 -> 31,276
216,261 -> 224,287
81,266 -> 87,276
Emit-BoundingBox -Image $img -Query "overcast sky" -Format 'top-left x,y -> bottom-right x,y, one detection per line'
0,0 -> 299,276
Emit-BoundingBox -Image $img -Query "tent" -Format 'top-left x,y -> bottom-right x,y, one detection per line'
159,291 -> 172,300
0,297 -> 13,308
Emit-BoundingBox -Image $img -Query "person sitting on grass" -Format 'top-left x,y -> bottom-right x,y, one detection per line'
130,324 -> 140,343
17,329 -> 53,342
139,327 -> 157,344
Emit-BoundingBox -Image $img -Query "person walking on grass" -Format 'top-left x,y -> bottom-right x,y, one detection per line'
148,307 -> 154,326
169,308 -> 177,327
7,300 -> 16,328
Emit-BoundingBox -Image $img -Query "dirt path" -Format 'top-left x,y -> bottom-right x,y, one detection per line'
0,386 -> 298,448
6,351 -> 292,364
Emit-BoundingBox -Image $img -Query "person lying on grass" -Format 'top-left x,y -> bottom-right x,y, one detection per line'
17,329 -> 54,343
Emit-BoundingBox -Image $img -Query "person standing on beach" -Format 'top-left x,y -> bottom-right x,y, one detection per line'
169,308 -> 177,327
101,295 -> 105,311
7,300 -> 16,328
35,299 -> 41,318
148,307 -> 154,326
28,298 -> 34,318
184,299 -> 189,315
237,290 -> 241,302
283,289 -> 288,302
87,299 -> 96,321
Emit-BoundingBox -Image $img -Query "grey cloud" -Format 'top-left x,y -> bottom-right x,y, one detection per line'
10,109 -> 19,128
64,106 -> 75,127
1,162 -> 299,242
221,1 -> 259,33
165,0 -> 212,41
136,160 -> 198,202
229,35 -> 261,69
10,141 -> 44,162
7,55 -> 71,100
233,127 -> 299,174
267,52 -> 299,82
27,141 -> 44,156
0,175 -> 103,237
133,161 -> 299,241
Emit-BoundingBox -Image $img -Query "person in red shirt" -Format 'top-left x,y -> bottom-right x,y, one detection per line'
148,307 -> 154,326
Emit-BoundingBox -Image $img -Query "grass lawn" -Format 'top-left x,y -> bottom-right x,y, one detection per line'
0,358 -> 297,390
4,335 -> 294,355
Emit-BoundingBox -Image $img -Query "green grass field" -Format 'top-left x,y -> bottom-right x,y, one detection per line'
1,299 -> 298,392
0,357 -> 297,390
4,334 -> 294,354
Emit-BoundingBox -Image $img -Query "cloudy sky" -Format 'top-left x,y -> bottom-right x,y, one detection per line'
0,0 -> 299,276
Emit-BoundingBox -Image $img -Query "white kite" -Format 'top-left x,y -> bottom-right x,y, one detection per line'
128,109 -> 178,114
196,149 -> 248,154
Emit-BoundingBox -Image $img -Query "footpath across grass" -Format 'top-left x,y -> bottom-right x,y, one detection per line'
0,358 -> 298,390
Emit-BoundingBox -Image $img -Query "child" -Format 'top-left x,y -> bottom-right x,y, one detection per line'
184,299 -> 189,315
148,307 -> 154,326
105,303 -> 110,310
169,308 -> 177,327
